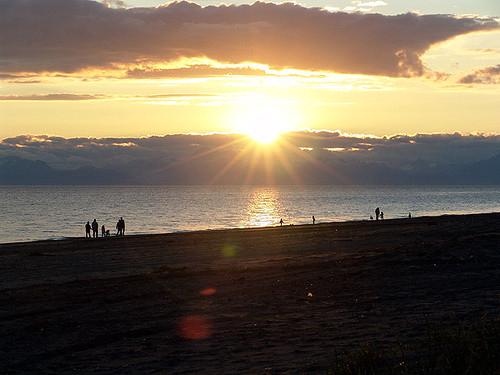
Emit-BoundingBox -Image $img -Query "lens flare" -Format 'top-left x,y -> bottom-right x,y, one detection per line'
178,315 -> 213,340
200,287 -> 217,296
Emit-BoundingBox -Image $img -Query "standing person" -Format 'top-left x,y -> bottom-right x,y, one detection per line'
280,218 -> 284,226
408,212 -> 412,219
92,219 -> 99,238
375,207 -> 380,221
116,218 -> 122,236
312,215 -> 316,224
120,217 -> 125,235
85,221 -> 91,238
380,212 -> 384,220
101,224 -> 106,238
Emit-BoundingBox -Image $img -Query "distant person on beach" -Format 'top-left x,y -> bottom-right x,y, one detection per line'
409,212 -> 412,219
92,219 -> 98,238
116,219 -> 122,235
101,225 -> 106,238
116,217 -> 125,236
312,216 -> 316,224
380,212 -> 384,220
85,221 -> 91,238
370,215 -> 373,220
375,207 -> 380,220
280,218 -> 284,226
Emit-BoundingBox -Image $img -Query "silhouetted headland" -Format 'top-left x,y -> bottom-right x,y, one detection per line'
1,212 -> 500,374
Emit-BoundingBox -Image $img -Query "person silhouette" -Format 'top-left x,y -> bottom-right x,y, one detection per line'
92,219 -> 99,238
312,216 -> 316,224
370,215 -> 373,220
85,221 -> 91,238
408,212 -> 412,219
101,224 -> 106,238
380,212 -> 384,220
280,218 -> 284,226
116,219 -> 122,236
116,217 -> 126,236
375,207 -> 380,221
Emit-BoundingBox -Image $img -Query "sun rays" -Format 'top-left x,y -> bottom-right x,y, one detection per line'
201,132 -> 340,186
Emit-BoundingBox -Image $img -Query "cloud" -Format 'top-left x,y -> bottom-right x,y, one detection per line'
350,1 -> 388,12
0,0 -> 497,78
0,94 -> 107,101
127,65 -> 268,78
1,132 -> 500,184
0,93 -> 216,101
355,1 -> 388,7
459,64 -> 500,84
6,79 -> 43,84
100,0 -> 126,8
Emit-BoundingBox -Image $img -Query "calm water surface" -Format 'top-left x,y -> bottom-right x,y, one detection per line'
1,185 -> 499,243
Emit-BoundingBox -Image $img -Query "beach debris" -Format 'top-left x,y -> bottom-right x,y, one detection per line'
178,315 -> 213,340
307,292 -> 313,298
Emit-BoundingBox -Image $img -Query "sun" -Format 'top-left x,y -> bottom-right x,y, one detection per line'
233,95 -> 297,144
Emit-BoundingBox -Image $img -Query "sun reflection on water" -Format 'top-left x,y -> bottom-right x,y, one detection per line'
244,188 -> 281,227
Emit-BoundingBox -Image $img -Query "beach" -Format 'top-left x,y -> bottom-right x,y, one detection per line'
1,213 -> 500,374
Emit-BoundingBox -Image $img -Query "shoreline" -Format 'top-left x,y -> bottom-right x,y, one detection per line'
2,210 -> 499,247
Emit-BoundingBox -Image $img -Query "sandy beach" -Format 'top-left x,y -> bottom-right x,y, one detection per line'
1,213 -> 500,374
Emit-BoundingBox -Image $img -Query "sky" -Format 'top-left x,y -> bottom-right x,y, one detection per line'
128,0 -> 500,16
1,0 -> 499,141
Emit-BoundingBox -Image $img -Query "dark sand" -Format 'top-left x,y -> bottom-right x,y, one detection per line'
1,213 -> 500,374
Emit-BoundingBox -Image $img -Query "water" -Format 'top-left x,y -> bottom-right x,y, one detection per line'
0,185 -> 499,244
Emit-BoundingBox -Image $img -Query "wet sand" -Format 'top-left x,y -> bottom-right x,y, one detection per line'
1,213 -> 500,374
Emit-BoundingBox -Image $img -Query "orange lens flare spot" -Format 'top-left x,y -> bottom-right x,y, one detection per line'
178,315 -> 213,340
200,287 -> 217,296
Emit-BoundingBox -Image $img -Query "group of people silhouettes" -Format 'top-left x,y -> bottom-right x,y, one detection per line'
85,217 -> 125,238
279,209 -> 409,226
370,207 -> 383,220
87,209 -> 411,238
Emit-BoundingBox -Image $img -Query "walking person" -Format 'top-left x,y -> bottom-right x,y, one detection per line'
85,221 -> 91,238
101,224 -> 106,238
280,218 -> 284,227
312,215 -> 316,224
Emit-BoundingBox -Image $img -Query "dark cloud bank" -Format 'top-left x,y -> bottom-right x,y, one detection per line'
1,132 -> 499,185
459,64 -> 500,84
1,0 -> 498,77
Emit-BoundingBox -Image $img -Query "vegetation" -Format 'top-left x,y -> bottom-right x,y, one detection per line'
329,320 -> 500,375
